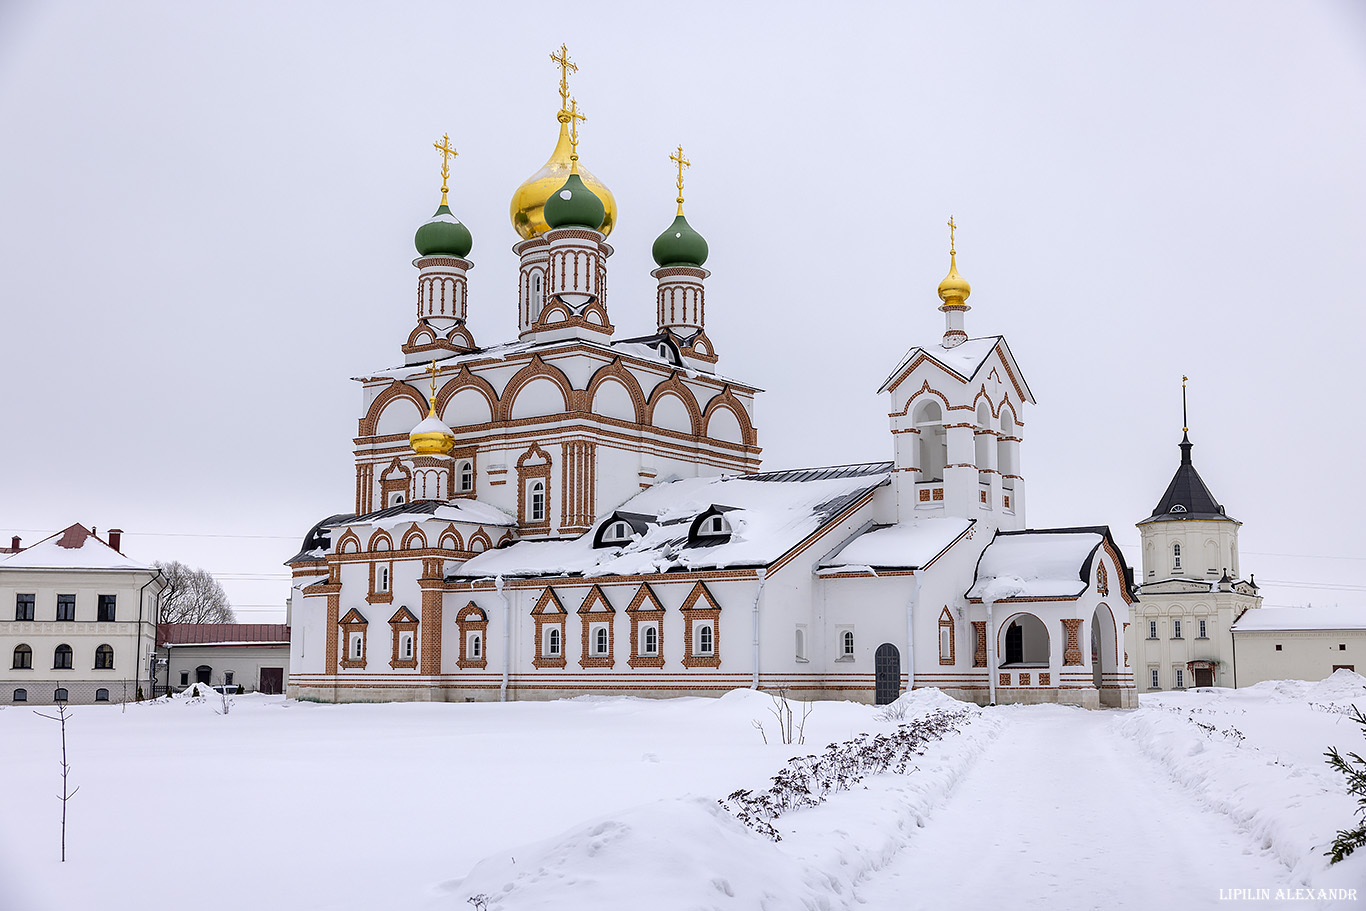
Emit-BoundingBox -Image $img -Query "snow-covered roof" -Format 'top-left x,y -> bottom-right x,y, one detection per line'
332,498 -> 516,532
1232,606 -> 1366,632
877,336 -> 1034,403
967,528 -> 1111,601
0,524 -> 153,572
454,463 -> 891,580
817,517 -> 973,573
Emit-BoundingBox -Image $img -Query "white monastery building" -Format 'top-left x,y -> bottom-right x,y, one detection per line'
1,525 -> 166,705
287,49 -> 1139,708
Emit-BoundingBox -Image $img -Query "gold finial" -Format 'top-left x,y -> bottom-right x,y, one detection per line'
567,97 -> 586,168
1182,375 -> 1189,433
937,215 -> 971,306
427,359 -> 439,417
670,145 -> 691,216
550,44 -> 577,117
433,134 -> 458,207
948,215 -> 957,255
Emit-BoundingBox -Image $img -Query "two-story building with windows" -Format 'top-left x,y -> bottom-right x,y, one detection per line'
1,524 -> 167,705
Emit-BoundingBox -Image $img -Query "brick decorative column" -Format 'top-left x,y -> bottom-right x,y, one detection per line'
972,621 -> 986,668
1123,622 -> 1130,666
419,557 -> 444,675
1062,618 -> 1084,666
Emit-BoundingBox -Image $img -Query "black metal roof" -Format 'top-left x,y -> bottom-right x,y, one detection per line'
1143,433 -> 1235,524
285,513 -> 355,565
746,461 -> 894,483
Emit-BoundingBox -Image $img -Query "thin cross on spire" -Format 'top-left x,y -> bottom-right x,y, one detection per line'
550,44 -> 577,115
567,97 -> 586,163
671,145 -> 691,211
948,215 -> 957,255
432,134 -> 457,206
1182,375 -> 1189,434
427,359 -> 439,416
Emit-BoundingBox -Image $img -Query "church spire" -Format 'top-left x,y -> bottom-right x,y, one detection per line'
1180,374 -> 1193,465
938,216 -> 972,349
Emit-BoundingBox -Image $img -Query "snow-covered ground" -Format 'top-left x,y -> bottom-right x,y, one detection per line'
2,679 -> 1364,910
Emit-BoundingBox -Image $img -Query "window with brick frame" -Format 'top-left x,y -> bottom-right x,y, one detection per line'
456,603 -> 488,669
937,607 -> 955,665
338,608 -> 369,669
15,593 -> 34,621
577,586 -> 616,668
626,584 -> 665,668
532,589 -> 568,668
388,606 -> 419,670
680,582 -> 721,668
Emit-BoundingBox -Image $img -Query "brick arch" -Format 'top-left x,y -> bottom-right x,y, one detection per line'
367,529 -> 394,552
702,387 -> 756,447
336,530 -> 361,554
498,529 -> 516,546
434,368 -> 499,425
467,528 -> 493,552
438,527 -> 463,551
896,380 -> 952,418
971,384 -> 997,417
360,380 -> 430,436
497,356 -> 575,422
456,603 -> 487,624
997,396 -> 1019,427
400,527 -> 427,550
645,373 -> 703,436
587,359 -> 647,424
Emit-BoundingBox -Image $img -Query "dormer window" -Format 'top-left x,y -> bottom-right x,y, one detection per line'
688,507 -> 733,546
1169,504 -> 1186,513
593,513 -> 652,548
390,492 -> 406,507
702,515 -> 727,536
602,521 -> 633,545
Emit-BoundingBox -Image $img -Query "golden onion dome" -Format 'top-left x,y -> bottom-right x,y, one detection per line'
937,251 -> 971,306
409,406 -> 456,456
510,117 -> 617,239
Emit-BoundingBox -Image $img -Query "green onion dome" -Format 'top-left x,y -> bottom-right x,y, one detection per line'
414,204 -> 473,258
651,211 -> 709,267
543,172 -> 606,232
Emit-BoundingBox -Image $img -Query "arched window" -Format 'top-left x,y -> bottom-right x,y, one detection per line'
841,629 -> 855,657
53,688 -> 68,703
401,632 -> 413,660
12,688 -> 26,703
1172,543 -> 1183,572
602,521 -> 633,545
95,688 -> 109,702
471,633 -> 482,659
643,625 -> 658,655
12,644 -> 32,669
547,627 -> 562,657
529,480 -> 546,522
53,644 -> 72,669
458,461 -> 474,492
390,492 -> 406,506
594,627 -> 609,655
912,399 -> 946,482
377,566 -> 390,592
94,644 -> 114,669
795,628 -> 806,660
697,624 -> 714,655
350,632 -> 363,660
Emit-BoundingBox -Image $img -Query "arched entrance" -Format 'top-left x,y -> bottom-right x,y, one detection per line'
1091,603 -> 1120,706
998,614 -> 1049,667
195,665 -> 212,684
874,643 -> 901,705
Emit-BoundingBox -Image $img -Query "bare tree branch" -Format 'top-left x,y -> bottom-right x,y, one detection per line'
155,560 -> 235,624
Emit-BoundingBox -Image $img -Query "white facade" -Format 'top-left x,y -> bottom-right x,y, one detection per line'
1232,607 -> 1366,687
1,526 -> 166,705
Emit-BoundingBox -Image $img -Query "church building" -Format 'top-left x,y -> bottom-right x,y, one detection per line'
286,48 -> 1138,708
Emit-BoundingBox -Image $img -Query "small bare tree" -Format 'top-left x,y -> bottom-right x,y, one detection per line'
766,689 -> 812,745
34,703 -> 79,861
215,675 -> 235,716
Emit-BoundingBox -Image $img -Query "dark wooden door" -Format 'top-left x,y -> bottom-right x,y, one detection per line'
1193,667 -> 1214,687
875,643 -> 901,705
1005,624 -> 1023,664
195,665 -> 212,684
260,667 -> 284,695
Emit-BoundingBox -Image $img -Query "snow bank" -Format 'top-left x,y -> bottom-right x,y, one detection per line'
450,689 -> 1003,910
1116,673 -> 1366,889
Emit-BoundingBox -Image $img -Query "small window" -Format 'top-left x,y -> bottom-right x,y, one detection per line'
841,630 -> 855,657
602,521 -> 633,545
53,688 -> 68,703
95,688 -> 109,702
12,644 -> 32,670
1198,619 -> 1207,639
939,625 -> 952,662
377,566 -> 390,593
458,461 -> 474,492
547,627 -> 562,657
795,628 -> 806,661
94,644 -> 114,669
529,480 -> 546,523
1172,543 -> 1182,571
350,632 -> 363,660
12,688 -> 26,703
179,670 -> 189,686
97,595 -> 116,622
703,515 -> 727,536
401,632 -> 414,660
53,644 -> 73,669
697,623 -> 714,656
594,626 -> 608,655
1174,667 -> 1185,688
1275,644 -> 1282,651
1172,620 -> 1182,640
1169,504 -> 1186,513
471,633 -> 482,659
390,492 -> 406,506
643,625 -> 658,655
1150,668 -> 1159,689
56,594 -> 76,622
1340,644 -> 1348,652
1148,620 -> 1157,640
224,671 -> 234,686
15,593 -> 34,621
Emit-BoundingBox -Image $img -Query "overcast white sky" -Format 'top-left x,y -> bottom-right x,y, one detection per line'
1,2 -> 1363,622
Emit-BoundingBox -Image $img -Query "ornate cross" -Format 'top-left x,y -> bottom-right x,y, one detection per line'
671,145 -> 690,205
550,44 -> 577,113
568,97 -> 586,159
433,133 -> 457,203
948,215 -> 957,255
427,359 -> 439,412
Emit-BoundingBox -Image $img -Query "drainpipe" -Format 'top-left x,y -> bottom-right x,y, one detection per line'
905,574 -> 920,693
750,568 -> 767,690
135,570 -> 163,700
986,597 -> 997,705
496,575 -> 510,702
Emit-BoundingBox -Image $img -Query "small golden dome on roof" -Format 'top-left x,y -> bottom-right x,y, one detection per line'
937,216 -> 971,308
409,362 -> 456,456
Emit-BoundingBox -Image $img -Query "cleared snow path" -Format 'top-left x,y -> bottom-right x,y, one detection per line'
857,704 -> 1328,911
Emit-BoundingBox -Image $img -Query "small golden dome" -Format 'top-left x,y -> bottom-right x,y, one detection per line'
937,251 -> 971,306
409,405 -> 455,456
510,118 -> 617,240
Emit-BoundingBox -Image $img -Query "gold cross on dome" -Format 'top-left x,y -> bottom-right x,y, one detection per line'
427,359 -> 439,413
948,215 -> 958,255
568,97 -> 586,159
433,133 -> 457,204
670,145 -> 691,206
550,44 -> 577,113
